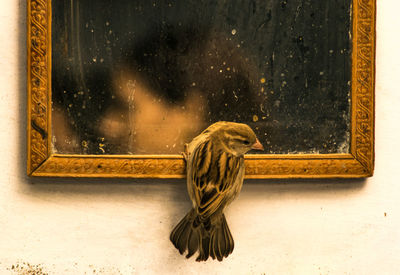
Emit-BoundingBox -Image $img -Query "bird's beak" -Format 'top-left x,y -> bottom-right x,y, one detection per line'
251,138 -> 264,151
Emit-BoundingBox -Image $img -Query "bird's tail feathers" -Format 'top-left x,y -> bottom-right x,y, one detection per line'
203,213 -> 234,261
170,210 -> 234,261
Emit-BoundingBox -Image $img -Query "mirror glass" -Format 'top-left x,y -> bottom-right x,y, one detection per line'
51,0 -> 352,155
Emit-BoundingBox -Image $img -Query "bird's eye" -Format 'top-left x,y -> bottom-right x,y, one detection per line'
243,140 -> 250,145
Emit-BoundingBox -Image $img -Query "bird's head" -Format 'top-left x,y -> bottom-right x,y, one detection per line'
209,121 -> 264,157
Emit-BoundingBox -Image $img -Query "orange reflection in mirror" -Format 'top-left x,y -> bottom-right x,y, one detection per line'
96,70 -> 207,154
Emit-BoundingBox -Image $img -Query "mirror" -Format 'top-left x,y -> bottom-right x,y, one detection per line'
27,0 -> 375,178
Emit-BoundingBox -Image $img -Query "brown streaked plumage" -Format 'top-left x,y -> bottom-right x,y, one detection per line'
170,121 -> 263,261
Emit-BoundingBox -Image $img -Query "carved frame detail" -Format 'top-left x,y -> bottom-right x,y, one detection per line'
27,0 -> 375,178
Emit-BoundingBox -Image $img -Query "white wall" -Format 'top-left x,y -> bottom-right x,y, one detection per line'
1,1 -> 399,274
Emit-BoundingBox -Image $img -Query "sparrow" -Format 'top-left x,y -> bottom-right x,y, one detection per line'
170,121 -> 263,261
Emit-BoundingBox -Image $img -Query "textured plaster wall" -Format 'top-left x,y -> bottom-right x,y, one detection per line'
0,1 -> 399,274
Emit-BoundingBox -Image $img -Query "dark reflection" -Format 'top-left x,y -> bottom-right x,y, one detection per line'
52,0 -> 351,155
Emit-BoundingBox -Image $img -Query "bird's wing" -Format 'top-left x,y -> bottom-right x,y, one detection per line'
190,139 -> 243,220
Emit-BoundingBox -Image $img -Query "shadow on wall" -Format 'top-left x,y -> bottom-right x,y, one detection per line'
18,0 -> 366,212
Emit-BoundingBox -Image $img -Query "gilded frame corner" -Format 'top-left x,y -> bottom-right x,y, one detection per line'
27,0 -> 375,179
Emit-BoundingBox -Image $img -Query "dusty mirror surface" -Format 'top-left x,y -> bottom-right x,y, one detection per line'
52,0 -> 352,155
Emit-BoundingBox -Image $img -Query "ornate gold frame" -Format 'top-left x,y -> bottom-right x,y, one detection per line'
27,0 -> 375,178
